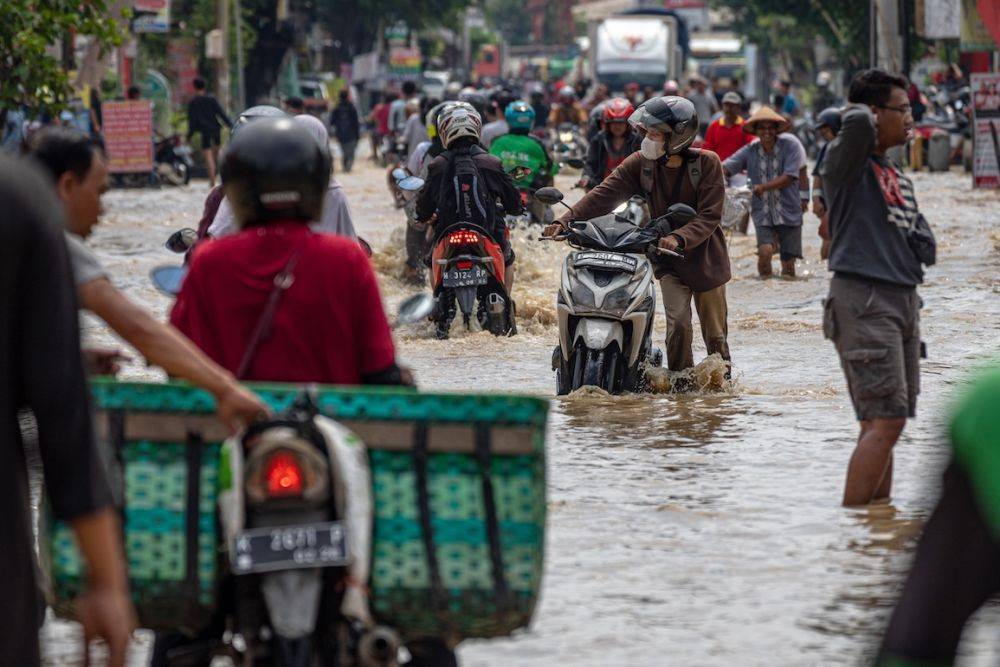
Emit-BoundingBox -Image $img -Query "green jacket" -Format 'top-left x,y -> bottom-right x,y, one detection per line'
488,132 -> 559,188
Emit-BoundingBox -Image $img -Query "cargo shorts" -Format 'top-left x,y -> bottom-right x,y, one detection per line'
823,275 -> 922,421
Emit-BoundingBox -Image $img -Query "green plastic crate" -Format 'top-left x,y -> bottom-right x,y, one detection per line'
45,379 -> 548,639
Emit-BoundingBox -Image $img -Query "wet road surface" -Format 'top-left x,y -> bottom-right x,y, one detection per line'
44,144 -> 1000,665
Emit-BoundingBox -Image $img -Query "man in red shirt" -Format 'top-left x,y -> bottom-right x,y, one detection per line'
170,117 -> 403,386
701,91 -> 753,162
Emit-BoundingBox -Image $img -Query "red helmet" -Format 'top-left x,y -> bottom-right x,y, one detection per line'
602,97 -> 634,123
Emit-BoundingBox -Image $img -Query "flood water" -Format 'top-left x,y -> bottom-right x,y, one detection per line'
45,144 -> 1000,665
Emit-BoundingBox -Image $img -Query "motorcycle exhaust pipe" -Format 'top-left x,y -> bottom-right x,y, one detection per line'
357,625 -> 401,667
488,291 -> 506,314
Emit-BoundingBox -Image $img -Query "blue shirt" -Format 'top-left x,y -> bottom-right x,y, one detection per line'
723,134 -> 804,227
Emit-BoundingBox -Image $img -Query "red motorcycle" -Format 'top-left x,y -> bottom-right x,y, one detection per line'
429,222 -> 515,339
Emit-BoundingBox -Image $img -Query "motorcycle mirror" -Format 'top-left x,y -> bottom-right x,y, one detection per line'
665,203 -> 697,224
391,167 -> 408,181
357,237 -> 373,257
165,228 -> 198,253
150,265 -> 187,296
395,293 -> 435,327
565,158 -> 585,169
397,175 -> 425,192
533,187 -> 565,206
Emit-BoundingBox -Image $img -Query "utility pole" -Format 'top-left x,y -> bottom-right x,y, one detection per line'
234,0 -> 245,109
870,0 -> 878,68
216,0 -> 230,113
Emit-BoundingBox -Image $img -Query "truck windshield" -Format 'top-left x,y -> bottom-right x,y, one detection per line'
598,72 -> 669,93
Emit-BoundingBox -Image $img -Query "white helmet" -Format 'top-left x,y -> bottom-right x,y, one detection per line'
437,102 -> 482,148
816,71 -> 832,87
558,85 -> 575,101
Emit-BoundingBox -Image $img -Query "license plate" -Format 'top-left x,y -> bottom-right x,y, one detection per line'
573,251 -> 638,272
232,521 -> 348,575
443,264 -> 488,287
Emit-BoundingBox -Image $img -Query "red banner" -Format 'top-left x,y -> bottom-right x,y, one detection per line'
168,40 -> 198,105
103,101 -> 154,173
978,0 -> 1000,46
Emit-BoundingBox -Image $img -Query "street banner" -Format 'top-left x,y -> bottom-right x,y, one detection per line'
960,0 -> 996,51
971,73 -> 1000,189
387,46 -> 421,82
918,0 -> 961,38
103,101 -> 154,173
168,39 -> 198,105
133,0 -> 170,33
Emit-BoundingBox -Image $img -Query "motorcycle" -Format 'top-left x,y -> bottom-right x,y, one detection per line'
503,165 -> 540,229
550,123 -> 587,170
534,187 -> 696,395
154,133 -> 194,186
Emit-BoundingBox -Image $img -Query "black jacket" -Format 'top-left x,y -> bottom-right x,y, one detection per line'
186,94 -> 232,135
329,102 -> 361,142
583,130 -> 642,189
415,143 -> 523,243
0,156 -> 113,663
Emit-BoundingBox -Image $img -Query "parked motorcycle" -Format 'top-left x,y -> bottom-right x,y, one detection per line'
154,133 -> 194,186
535,187 -> 696,394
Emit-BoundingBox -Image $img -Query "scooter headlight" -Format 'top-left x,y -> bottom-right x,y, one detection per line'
603,286 -> 633,314
571,281 -> 595,309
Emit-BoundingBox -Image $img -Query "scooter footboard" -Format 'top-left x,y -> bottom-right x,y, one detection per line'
43,379 -> 548,641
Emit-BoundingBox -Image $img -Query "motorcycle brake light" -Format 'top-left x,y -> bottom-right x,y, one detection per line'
448,231 -> 480,245
519,191 -> 530,204
265,451 -> 304,497
456,260 -> 473,270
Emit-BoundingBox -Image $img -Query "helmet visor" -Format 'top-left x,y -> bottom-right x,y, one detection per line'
627,106 -> 673,134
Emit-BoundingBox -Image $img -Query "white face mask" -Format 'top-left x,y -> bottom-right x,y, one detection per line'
640,137 -> 666,160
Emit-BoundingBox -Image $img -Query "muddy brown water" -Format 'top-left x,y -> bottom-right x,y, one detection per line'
43,145 -> 1000,665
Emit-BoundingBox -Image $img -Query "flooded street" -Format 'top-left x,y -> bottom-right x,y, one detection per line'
52,145 -> 1000,665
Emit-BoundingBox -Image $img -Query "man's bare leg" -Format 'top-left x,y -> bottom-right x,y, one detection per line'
757,244 -> 774,278
504,264 -> 515,295
874,453 -> 894,501
781,259 -> 796,278
203,148 -> 217,187
843,417 -> 906,506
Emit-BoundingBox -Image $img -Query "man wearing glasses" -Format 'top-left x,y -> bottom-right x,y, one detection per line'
820,69 -> 935,506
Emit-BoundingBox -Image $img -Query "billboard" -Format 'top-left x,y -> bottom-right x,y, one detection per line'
133,0 -> 170,33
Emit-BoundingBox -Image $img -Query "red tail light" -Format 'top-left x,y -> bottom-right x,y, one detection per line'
456,260 -> 473,270
519,191 -> 530,204
448,230 -> 481,245
265,451 -> 303,497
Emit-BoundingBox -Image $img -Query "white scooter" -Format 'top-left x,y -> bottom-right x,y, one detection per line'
534,187 -> 696,395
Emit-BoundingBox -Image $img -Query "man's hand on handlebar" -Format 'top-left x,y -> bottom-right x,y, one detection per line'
542,222 -> 564,238
658,235 -> 681,252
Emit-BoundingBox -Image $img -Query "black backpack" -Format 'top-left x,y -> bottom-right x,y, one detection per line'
435,145 -> 496,233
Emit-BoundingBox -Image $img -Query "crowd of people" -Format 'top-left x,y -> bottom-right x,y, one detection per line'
4,62 -> 998,667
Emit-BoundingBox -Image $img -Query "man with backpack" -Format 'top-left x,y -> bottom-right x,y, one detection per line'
543,96 -> 732,380
415,102 -> 523,294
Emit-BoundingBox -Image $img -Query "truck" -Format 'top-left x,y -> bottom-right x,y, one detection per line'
588,9 -> 687,93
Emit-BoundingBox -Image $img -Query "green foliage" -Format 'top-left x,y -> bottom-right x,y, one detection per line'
0,0 -> 128,114
484,0 -> 533,47
716,0 -> 871,73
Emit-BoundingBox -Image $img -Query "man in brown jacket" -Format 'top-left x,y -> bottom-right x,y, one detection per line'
544,96 -> 732,375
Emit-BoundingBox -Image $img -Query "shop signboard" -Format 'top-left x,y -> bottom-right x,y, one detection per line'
971,73 -> 1000,189
133,0 -> 170,33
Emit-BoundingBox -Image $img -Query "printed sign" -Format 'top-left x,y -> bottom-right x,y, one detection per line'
133,0 -> 170,33
918,0 -> 961,38
387,46 -> 421,82
971,73 -> 1000,189
103,101 -> 154,173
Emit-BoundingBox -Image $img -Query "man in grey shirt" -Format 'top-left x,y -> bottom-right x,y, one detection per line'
819,69 -> 931,507
686,76 -> 719,138
723,106 -> 804,277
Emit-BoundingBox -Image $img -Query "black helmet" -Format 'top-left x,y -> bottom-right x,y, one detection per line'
231,105 -> 287,138
628,96 -> 698,155
457,91 -> 488,121
221,117 -> 331,226
814,106 -> 842,134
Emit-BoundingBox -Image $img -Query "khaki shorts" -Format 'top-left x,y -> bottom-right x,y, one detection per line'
824,275 -> 922,421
